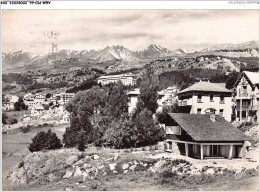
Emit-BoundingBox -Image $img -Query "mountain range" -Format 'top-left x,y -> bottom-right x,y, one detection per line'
2,40 -> 258,68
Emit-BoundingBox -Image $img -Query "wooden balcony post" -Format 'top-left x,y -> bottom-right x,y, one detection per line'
240,99 -> 242,122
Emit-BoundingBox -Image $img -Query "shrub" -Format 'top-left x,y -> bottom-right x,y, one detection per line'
103,117 -> 139,149
2,113 -> 8,124
62,116 -> 93,148
78,141 -> 86,152
9,118 -> 18,125
28,129 -> 63,152
20,126 -> 31,133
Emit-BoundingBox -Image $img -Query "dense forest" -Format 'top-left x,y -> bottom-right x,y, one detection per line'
158,68 -> 229,90
227,57 -> 259,70
2,73 -> 33,85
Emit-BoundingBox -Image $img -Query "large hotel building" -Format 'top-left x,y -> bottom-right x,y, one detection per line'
97,73 -> 136,86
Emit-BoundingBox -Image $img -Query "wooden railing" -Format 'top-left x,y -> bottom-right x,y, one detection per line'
239,92 -> 248,97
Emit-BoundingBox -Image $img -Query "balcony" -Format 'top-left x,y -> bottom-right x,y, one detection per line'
239,92 -> 248,97
179,99 -> 192,106
251,105 -> 259,111
237,91 -> 250,98
236,105 -> 249,111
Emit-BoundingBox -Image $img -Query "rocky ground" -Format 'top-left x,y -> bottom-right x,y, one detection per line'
3,147 -> 259,191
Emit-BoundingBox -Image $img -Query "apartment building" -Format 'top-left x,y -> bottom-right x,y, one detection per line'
97,73 -> 136,86
178,81 -> 233,122
127,88 -> 165,114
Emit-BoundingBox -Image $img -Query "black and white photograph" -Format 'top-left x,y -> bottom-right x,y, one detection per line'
1,2 -> 259,191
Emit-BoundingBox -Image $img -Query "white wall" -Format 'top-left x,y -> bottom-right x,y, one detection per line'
190,93 -> 232,122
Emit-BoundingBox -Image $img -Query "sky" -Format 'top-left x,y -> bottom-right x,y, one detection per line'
2,9 -> 259,55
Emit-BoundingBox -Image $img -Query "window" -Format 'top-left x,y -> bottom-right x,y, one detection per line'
219,109 -> 224,117
210,145 -> 220,156
197,94 -> 202,103
166,126 -> 181,135
197,108 -> 202,114
210,94 -> 214,101
243,86 -> 247,90
220,95 -> 225,103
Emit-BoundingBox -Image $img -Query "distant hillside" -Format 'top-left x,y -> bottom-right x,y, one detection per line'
200,40 -> 258,52
2,40 -> 258,74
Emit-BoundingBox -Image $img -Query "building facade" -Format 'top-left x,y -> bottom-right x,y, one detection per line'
2,94 -> 19,111
178,81 -> 233,122
234,71 -> 259,123
97,73 -> 136,86
127,88 -> 165,114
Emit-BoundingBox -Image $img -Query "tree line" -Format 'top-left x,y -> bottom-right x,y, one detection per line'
29,68 -> 165,152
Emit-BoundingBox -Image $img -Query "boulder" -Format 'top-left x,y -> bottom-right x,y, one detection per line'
74,159 -> 85,166
66,155 -> 79,165
63,170 -> 74,179
83,163 -> 92,169
133,160 -> 139,165
157,142 -> 165,150
82,171 -> 89,178
144,146 -> 150,151
92,155 -> 100,160
130,165 -> 137,171
13,167 -> 27,184
122,164 -> 129,170
16,168 -> 27,184
74,166 -> 83,177
109,163 -> 117,171
113,153 -> 120,161
98,165 -> 104,170
84,156 -> 91,161
205,167 -> 215,175
124,170 -> 128,174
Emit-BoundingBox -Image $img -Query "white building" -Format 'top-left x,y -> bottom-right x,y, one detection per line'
234,71 -> 259,123
127,88 -> 165,114
2,94 -> 19,110
47,92 -> 75,105
35,93 -> 46,101
178,81 -> 233,122
97,73 -> 136,86
159,86 -> 179,108
57,92 -> 75,104
31,104 -> 45,116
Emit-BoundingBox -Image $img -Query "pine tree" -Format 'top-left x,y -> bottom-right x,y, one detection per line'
135,68 -> 159,115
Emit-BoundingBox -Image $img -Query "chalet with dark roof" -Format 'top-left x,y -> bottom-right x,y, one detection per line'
165,113 -> 251,160
234,71 -> 259,123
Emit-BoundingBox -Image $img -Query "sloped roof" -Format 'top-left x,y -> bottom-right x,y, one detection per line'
244,71 -> 259,85
233,71 -> 259,88
127,88 -> 165,96
179,81 -> 232,94
127,88 -> 140,95
97,73 -> 135,79
168,113 -> 251,142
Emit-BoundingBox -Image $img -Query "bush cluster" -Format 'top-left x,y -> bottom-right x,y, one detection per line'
62,68 -> 165,150
28,129 -> 63,152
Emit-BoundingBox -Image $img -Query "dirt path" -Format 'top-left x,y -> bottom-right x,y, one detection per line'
198,175 -> 259,191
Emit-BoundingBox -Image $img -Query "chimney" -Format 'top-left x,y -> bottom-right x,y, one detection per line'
210,113 -> 216,122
